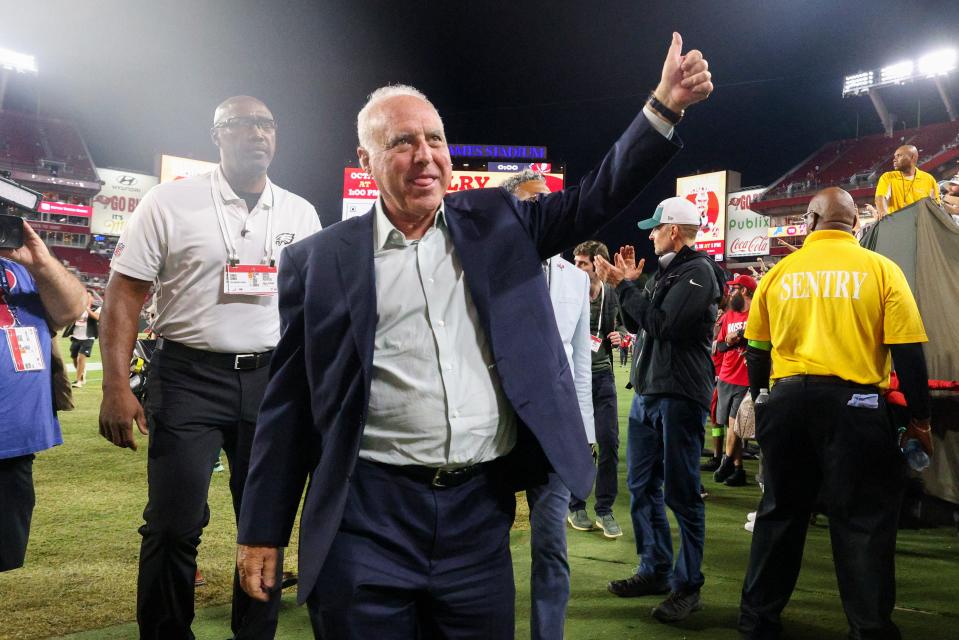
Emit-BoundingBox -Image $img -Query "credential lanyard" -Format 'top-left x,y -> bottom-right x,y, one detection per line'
210,171 -> 276,266
0,261 -> 22,327
593,284 -> 605,338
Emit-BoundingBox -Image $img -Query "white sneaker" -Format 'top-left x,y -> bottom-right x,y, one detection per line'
745,520 -> 754,533
746,511 -> 757,522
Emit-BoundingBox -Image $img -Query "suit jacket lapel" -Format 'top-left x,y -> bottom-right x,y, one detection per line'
336,211 -> 376,383
444,203 -> 491,330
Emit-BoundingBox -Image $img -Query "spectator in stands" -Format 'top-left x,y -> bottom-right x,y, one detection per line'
1,221 -> 86,572
63,289 -> 100,388
711,274 -> 756,487
98,95 -> 322,639
503,169 -> 595,640
874,145 -> 941,218
739,187 -> 932,640
598,197 -> 725,623
569,240 -> 627,539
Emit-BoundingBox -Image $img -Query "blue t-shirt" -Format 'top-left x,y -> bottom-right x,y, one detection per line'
0,258 -> 61,459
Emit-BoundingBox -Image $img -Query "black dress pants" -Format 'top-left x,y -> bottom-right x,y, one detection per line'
137,349 -> 282,640
739,379 -> 906,640
0,454 -> 35,572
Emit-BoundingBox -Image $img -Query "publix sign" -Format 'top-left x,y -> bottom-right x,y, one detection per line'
726,188 -> 769,258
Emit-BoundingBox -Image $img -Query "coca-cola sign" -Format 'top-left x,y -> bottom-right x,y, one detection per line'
726,188 -> 769,257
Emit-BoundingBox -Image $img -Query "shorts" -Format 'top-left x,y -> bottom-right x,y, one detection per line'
716,379 -> 748,427
69,338 -> 95,359
0,454 -> 35,572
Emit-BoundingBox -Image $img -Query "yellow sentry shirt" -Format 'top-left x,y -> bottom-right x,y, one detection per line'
744,230 -> 927,388
875,169 -> 941,214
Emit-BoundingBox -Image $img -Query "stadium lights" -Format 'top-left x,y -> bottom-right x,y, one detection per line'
918,48 -> 957,77
842,71 -> 874,95
0,47 -> 37,74
880,60 -> 914,84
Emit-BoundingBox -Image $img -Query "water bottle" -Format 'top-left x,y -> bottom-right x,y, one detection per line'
902,438 -> 931,472
755,388 -> 769,406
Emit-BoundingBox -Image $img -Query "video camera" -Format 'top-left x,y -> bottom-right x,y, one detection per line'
0,173 -> 44,250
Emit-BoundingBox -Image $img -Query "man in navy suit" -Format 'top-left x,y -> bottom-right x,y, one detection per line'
236,33 -> 713,639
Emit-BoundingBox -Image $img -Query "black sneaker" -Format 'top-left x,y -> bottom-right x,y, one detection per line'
724,467 -> 747,486
713,455 -> 735,483
652,588 -> 703,623
700,456 -> 721,472
607,573 -> 670,597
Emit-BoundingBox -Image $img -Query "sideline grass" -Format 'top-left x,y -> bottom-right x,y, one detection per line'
1,348 -> 956,639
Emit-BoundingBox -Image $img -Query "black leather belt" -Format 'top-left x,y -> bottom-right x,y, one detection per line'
158,338 -> 273,371
777,374 -> 878,392
375,460 -> 491,489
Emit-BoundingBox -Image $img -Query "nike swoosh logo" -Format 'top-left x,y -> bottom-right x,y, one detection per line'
689,279 -> 702,287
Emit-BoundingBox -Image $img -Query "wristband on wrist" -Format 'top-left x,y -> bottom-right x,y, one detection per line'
647,93 -> 683,125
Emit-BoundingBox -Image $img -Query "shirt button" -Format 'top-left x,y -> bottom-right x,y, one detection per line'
444,364 -> 453,371
453,410 -> 460,418
428,278 -> 435,284
437,320 -> 445,327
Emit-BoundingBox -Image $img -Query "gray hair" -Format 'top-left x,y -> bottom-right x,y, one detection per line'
356,84 -> 439,151
500,169 -> 546,196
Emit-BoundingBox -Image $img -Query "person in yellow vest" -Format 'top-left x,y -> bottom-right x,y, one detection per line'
874,144 -> 940,219
738,187 -> 933,640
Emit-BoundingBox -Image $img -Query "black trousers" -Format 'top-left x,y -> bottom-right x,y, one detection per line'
739,379 -> 905,640
569,367 -> 619,515
0,454 -> 35,572
137,349 -> 282,640
308,459 -> 516,639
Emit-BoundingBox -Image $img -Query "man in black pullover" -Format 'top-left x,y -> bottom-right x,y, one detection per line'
595,196 -> 724,623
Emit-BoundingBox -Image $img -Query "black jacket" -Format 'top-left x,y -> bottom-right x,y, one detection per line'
617,245 -> 724,410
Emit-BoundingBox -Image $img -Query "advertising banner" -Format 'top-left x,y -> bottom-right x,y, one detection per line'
676,170 -> 740,260
342,168 -> 565,220
769,223 -> 807,238
726,188 -> 770,258
159,154 -> 217,183
486,162 -> 553,173
38,200 -> 92,217
92,169 -> 159,236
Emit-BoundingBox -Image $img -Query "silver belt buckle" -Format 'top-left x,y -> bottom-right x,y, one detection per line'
431,468 -> 447,489
234,353 -> 256,370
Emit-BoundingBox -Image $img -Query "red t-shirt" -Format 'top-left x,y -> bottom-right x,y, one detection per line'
717,309 -> 750,386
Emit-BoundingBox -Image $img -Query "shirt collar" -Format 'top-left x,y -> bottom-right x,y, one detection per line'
803,229 -> 857,245
374,198 -> 446,250
213,165 -> 274,209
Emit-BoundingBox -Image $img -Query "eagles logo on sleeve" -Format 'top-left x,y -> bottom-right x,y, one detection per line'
274,232 -> 295,246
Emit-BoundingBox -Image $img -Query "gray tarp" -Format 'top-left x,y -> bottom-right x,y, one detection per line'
861,198 -> 959,503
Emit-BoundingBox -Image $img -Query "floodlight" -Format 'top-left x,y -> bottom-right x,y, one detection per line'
880,60 -> 914,84
843,71 -> 874,95
918,48 -> 957,77
0,47 -> 38,74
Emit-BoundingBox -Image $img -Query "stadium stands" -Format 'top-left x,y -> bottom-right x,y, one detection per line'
762,119 -> 959,204
0,109 -> 98,182
52,246 -> 111,278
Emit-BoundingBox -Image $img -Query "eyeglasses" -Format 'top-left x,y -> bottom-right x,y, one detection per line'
213,116 -> 277,132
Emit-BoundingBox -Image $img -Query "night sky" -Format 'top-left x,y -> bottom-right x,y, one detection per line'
3,0 -> 958,257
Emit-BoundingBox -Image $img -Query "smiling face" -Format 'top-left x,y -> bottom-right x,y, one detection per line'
212,97 -> 276,180
357,95 -> 452,221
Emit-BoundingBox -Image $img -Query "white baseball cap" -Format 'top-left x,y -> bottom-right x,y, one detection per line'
637,196 -> 701,229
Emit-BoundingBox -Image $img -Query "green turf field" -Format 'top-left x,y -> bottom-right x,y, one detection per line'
1,342 -> 956,639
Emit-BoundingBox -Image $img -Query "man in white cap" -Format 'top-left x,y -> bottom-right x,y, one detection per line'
594,196 -> 725,623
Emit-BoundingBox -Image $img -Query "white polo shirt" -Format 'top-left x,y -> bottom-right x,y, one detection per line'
111,167 -> 322,352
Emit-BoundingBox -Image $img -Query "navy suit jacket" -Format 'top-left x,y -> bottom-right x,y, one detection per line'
238,111 -> 681,603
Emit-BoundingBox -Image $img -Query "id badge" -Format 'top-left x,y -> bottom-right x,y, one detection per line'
223,264 -> 278,296
590,335 -> 603,353
5,326 -> 46,372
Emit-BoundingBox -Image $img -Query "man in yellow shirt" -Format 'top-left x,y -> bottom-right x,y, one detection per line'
874,145 -> 940,218
738,187 -> 933,640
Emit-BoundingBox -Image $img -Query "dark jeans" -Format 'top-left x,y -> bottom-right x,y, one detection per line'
137,349 -> 282,640
627,394 -> 706,592
569,367 -> 618,516
739,379 -> 905,640
308,458 -> 516,639
0,454 -> 35,572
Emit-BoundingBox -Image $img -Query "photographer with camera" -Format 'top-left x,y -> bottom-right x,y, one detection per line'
0,216 -> 86,571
